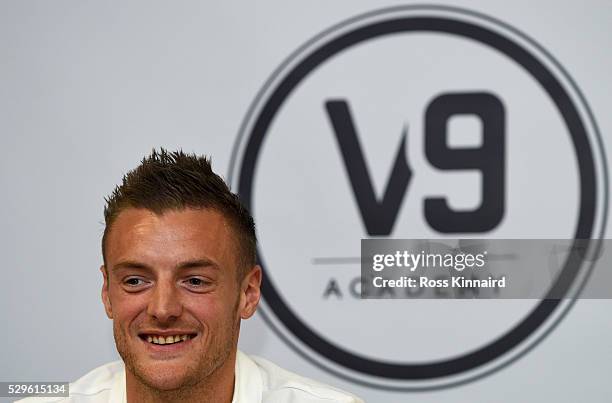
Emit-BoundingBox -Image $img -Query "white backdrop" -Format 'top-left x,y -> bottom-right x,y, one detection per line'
1,1 -> 610,402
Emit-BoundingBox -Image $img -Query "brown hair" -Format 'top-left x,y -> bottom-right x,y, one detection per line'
102,148 -> 256,278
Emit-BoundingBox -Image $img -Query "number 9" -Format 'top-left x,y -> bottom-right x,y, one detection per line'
425,92 -> 505,233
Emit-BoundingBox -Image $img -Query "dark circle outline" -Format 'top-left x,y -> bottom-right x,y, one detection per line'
234,8 -> 598,382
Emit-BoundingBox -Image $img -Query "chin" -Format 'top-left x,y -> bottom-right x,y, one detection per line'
136,363 -> 195,391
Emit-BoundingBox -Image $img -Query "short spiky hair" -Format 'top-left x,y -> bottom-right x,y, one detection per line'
102,148 -> 256,277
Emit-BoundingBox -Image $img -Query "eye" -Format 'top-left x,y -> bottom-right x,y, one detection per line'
183,277 -> 212,290
124,277 -> 147,287
188,278 -> 204,286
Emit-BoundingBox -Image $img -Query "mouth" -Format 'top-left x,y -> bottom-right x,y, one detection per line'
138,333 -> 198,346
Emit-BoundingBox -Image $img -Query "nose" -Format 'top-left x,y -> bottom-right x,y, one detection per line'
147,279 -> 183,323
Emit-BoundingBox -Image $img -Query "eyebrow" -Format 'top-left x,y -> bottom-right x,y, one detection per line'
112,259 -> 220,272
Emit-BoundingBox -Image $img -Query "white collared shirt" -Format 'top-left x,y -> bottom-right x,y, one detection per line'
16,351 -> 363,403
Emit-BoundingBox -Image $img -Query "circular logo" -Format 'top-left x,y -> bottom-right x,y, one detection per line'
229,6 -> 608,390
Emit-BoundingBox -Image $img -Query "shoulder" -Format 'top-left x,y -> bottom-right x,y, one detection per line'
239,352 -> 364,403
15,361 -> 125,403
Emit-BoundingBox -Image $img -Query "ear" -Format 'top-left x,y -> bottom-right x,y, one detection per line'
239,265 -> 262,320
100,265 -> 113,319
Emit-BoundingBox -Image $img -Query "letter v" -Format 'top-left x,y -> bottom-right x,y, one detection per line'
325,100 -> 412,235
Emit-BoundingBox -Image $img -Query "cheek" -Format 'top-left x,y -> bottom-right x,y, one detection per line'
111,292 -> 149,326
184,298 -> 218,322
184,295 -> 236,328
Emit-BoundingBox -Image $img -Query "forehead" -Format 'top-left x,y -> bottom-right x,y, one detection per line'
105,207 -> 239,270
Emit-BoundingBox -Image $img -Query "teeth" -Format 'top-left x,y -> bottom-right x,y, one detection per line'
146,334 -> 191,345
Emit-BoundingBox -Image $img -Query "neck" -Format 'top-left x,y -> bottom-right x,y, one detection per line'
125,351 -> 237,403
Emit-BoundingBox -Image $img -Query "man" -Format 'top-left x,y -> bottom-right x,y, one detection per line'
19,149 -> 363,403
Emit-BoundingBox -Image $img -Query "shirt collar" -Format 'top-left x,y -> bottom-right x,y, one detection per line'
232,350 -> 263,403
112,364 -> 127,403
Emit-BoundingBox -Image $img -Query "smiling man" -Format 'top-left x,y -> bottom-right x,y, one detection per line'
103,207 -> 246,402
19,149 -> 362,403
